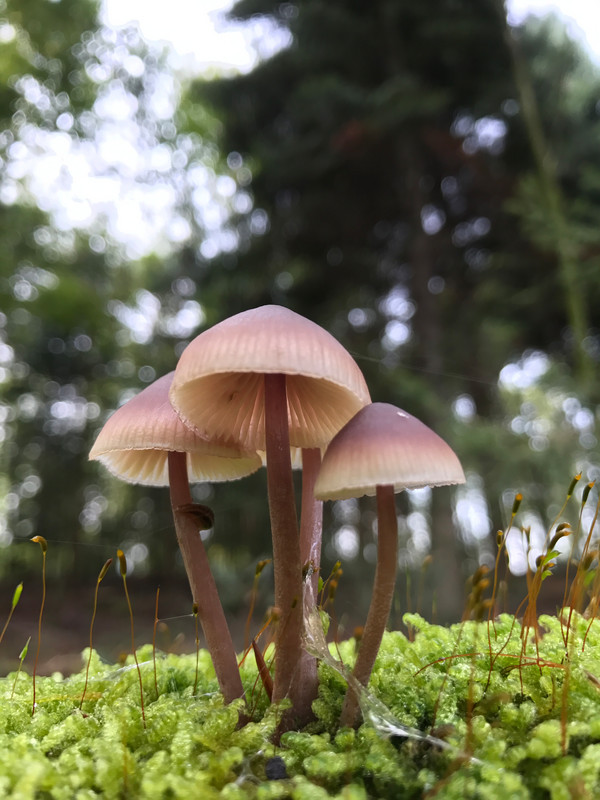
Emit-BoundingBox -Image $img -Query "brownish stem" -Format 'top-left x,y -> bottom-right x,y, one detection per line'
168,451 -> 244,704
296,447 -> 323,721
340,484 -> 398,727
80,558 -> 112,710
252,639 -> 274,701
119,554 -> 146,728
32,546 -> 46,716
264,374 -> 304,717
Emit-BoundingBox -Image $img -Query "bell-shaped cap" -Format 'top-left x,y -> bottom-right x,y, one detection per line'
169,305 -> 371,450
315,402 -> 466,501
89,372 -> 262,486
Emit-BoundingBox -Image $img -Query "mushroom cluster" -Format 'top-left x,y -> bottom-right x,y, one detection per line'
90,305 -> 465,728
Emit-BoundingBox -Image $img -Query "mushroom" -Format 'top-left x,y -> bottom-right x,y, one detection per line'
314,402 -> 466,726
90,371 -> 261,703
169,305 -> 370,722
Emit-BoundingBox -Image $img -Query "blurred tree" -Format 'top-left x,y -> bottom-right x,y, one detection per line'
179,0 -> 600,619
0,1 -> 222,586
1,0 -> 598,631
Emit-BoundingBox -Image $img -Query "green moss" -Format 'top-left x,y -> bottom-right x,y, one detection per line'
1,613 -> 600,796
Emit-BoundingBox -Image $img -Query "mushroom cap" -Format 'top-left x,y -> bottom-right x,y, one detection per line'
169,305 -> 371,450
315,402 -> 466,501
89,372 -> 262,486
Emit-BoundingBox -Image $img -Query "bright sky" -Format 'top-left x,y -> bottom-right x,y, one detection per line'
508,0 -> 600,62
6,0 -> 599,265
102,0 -> 600,68
100,0 -> 290,74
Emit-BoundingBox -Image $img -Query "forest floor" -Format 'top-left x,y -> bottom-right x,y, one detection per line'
0,569 -> 555,679
0,577 -> 254,677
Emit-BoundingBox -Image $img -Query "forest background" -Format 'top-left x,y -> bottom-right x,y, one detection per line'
0,0 -> 599,671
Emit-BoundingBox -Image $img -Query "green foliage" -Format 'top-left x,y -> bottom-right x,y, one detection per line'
1,0 -> 100,125
0,0 -> 224,584
0,612 -> 599,796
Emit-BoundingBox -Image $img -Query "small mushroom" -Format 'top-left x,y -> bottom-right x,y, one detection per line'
315,402 -> 465,726
170,305 -> 370,722
90,371 -> 261,703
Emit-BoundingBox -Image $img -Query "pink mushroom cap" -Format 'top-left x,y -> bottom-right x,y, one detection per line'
169,305 -> 371,451
89,372 -> 261,486
315,402 -> 466,501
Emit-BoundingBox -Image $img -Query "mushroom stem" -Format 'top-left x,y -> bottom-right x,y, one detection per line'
297,447 -> 323,721
340,484 -> 398,727
167,451 -> 245,704
300,448 -> 323,589
264,374 -> 303,713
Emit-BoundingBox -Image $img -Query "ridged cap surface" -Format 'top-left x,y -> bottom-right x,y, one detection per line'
170,305 -> 371,450
89,372 -> 261,486
315,403 -> 465,500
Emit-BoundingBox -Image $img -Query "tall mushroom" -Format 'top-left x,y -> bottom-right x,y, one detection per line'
89,371 -> 261,703
169,305 -> 370,723
314,402 -> 465,726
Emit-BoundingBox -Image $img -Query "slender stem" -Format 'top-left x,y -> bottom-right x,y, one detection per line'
192,602 -> 200,696
244,559 -> 270,650
81,558 -> 112,709
264,374 -> 303,716
11,636 -> 30,699
0,583 -> 22,647
152,586 -> 160,701
31,536 -> 47,716
0,605 -> 16,647
252,639 -> 273,701
340,485 -> 398,727
118,550 -> 146,728
296,447 -> 323,720
168,451 -> 244,704
300,448 -> 323,590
